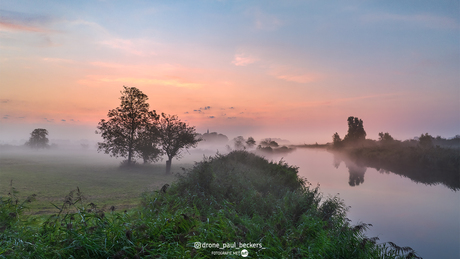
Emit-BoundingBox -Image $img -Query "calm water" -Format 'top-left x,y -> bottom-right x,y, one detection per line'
277,148 -> 460,259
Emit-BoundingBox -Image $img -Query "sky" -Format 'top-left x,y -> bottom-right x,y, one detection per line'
1,0 -> 459,144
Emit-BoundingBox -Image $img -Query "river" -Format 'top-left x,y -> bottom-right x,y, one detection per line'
273,148 -> 460,259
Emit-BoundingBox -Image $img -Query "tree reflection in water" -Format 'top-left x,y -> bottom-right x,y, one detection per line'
333,153 -> 367,187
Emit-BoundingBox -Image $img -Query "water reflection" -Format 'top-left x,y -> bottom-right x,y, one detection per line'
331,150 -> 459,191
333,153 -> 367,187
281,148 -> 460,259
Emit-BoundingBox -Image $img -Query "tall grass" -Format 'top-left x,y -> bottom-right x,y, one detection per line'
1,151 -> 420,258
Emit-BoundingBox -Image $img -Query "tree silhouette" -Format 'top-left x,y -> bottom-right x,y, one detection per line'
419,133 -> 433,149
343,116 -> 366,144
136,122 -> 162,164
260,138 -> 279,148
158,113 -> 201,173
246,137 -> 256,148
26,128 -> 49,149
96,86 -> 160,166
233,136 -> 246,150
332,132 -> 343,148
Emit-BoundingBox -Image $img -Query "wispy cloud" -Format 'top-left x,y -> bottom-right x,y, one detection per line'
0,10 -> 56,33
99,38 -> 157,56
268,65 -> 321,83
78,75 -> 204,89
0,21 -> 47,32
232,53 -> 258,66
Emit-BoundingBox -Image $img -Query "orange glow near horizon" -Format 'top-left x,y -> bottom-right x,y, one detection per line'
0,2 -> 458,144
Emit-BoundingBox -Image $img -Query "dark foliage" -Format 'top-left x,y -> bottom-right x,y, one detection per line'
25,128 -> 49,149
96,86 -> 161,165
158,113 -> 201,173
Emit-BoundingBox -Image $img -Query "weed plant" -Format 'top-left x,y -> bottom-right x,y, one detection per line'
1,151 -> 420,258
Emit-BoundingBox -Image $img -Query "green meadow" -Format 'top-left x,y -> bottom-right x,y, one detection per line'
0,147 -> 178,214
0,150 -> 418,258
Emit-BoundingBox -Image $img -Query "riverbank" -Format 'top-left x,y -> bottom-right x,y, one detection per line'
329,142 -> 460,191
1,151 -> 418,258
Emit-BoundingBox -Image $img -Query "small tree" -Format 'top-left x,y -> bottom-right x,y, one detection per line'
233,136 -> 246,150
343,116 -> 366,144
96,86 -> 160,166
158,113 -> 201,173
419,133 -> 433,149
260,138 -> 279,148
378,132 -> 394,145
246,137 -> 256,148
26,128 -> 49,149
332,132 -> 342,148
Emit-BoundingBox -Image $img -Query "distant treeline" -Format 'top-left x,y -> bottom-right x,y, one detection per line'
330,116 -> 460,191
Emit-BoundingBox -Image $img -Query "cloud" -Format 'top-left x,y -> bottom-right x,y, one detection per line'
44,118 -> 54,122
268,65 -> 321,83
202,106 -> 211,110
227,117 -> 236,119
232,53 -> 258,66
0,99 -> 10,104
208,116 -> 215,119
361,13 -> 459,29
0,21 -> 46,32
61,119 -> 66,122
80,75 -> 204,89
184,111 -> 189,114
3,115 -> 9,119
99,38 -> 157,56
0,10 -> 56,33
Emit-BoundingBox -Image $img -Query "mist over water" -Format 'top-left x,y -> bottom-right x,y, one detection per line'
280,148 -> 460,259
2,138 -> 459,258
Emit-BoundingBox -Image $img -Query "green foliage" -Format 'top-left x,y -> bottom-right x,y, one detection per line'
158,113 -> 201,173
1,151 -> 419,258
96,86 -> 160,165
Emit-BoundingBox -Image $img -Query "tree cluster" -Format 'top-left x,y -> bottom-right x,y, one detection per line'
96,86 -> 200,173
231,136 -> 256,150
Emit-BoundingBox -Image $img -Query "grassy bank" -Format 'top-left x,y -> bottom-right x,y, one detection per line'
1,151 -> 419,258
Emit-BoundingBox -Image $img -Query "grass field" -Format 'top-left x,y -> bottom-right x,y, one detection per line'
0,147 -> 182,214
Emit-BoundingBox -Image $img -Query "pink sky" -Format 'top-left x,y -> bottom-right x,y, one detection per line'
1,1 -> 458,144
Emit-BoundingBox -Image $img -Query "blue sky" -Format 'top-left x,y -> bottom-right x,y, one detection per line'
1,0 -> 458,143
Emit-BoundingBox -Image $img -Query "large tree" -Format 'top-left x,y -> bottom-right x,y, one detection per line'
158,113 -> 201,173
96,86 -> 160,165
343,116 -> 366,144
26,128 -> 49,149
